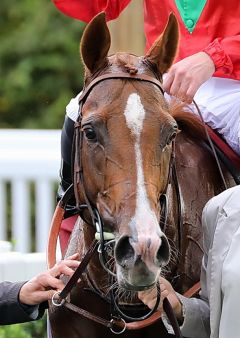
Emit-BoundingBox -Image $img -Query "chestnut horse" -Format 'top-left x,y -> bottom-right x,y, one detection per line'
48,13 -> 229,338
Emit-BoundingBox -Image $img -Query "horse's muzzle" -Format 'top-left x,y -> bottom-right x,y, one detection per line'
114,234 -> 170,289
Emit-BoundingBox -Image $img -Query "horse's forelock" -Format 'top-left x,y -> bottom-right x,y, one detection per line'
169,100 -> 206,140
83,53 -> 141,85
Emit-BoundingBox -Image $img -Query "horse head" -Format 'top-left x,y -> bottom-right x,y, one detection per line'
74,13 -> 179,292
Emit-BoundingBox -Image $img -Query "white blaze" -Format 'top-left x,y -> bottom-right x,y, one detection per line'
124,93 -> 160,239
124,93 -> 145,136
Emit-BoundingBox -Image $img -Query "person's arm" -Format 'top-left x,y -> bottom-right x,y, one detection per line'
138,272 -> 210,338
203,36 -> 240,79
52,0 -> 131,22
161,254 -> 210,338
163,51 -> 215,103
163,34 -> 240,103
0,281 -> 38,325
0,254 -> 79,325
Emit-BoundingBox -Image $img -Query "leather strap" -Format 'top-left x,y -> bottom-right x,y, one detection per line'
64,300 -> 161,331
47,205 -> 65,269
59,239 -> 98,299
78,72 -> 164,105
163,298 -> 182,338
63,299 -> 182,337
193,99 -> 228,190
64,301 -> 113,328
47,184 -> 74,268
183,281 -> 201,298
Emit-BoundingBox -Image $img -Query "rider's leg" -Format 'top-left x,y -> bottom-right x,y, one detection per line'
193,77 -> 240,155
164,77 -> 240,155
58,93 -> 80,255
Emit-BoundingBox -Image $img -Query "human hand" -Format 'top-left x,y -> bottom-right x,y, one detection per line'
163,52 -> 215,103
19,253 -> 80,305
138,277 -> 183,321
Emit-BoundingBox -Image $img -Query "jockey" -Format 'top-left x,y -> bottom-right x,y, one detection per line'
53,0 -> 240,153
54,0 -> 240,250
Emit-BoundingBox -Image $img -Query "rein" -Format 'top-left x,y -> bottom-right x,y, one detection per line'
192,99 -> 228,190
48,71 -> 186,337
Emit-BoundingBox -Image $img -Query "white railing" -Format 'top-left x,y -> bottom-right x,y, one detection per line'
0,129 -> 61,253
0,240 -> 47,282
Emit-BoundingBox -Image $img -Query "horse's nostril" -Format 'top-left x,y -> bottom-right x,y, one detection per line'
115,235 -> 135,268
156,235 -> 170,266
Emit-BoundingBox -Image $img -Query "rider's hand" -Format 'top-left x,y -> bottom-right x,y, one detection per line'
138,277 -> 183,321
163,52 -> 215,103
19,253 -> 80,305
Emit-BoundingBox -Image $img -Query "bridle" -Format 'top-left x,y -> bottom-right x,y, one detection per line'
48,71 -> 184,337
73,71 -> 179,260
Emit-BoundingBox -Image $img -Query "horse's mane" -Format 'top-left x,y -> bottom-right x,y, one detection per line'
169,100 -> 206,140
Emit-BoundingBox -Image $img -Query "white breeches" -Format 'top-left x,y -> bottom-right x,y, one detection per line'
193,77 -> 240,155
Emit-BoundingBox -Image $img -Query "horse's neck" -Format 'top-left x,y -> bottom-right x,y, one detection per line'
167,132 -> 228,293
175,132 -> 228,219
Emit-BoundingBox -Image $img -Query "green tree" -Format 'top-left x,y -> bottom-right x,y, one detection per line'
0,0 -> 85,129
0,315 -> 46,338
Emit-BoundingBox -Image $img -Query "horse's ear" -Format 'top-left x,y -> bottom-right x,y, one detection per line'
145,13 -> 179,74
80,12 -> 111,73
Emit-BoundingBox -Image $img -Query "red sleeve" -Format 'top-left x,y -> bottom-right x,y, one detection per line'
52,0 -> 132,23
203,36 -> 240,79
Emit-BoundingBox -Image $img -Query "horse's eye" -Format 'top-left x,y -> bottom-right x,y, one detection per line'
83,127 -> 97,141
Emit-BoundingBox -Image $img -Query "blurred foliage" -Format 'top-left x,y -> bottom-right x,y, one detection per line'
0,314 -> 46,338
0,6 -> 82,336
0,0 -> 85,129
